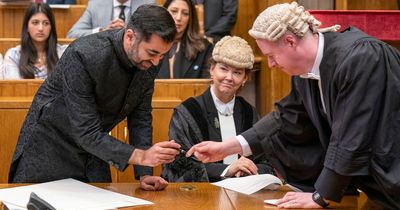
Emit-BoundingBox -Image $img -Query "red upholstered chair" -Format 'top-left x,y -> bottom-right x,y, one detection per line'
308,10 -> 400,42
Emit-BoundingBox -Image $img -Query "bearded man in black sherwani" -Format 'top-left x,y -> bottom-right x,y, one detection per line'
9,5 -> 181,191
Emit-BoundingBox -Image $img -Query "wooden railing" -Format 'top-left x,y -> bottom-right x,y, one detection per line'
0,79 -> 211,183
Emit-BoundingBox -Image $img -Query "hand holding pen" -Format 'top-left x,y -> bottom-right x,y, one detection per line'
178,148 -> 201,162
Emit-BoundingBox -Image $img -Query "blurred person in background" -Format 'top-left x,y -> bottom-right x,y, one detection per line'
67,0 -> 155,38
158,0 -> 213,78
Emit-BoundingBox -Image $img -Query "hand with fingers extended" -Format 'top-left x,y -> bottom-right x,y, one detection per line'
139,175 -> 169,191
276,192 -> 324,209
186,137 -> 242,163
129,140 -> 181,167
225,156 -> 258,177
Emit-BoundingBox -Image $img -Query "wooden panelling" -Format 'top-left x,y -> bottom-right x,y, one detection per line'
0,38 -> 74,55
0,80 -> 42,97
0,79 -> 210,183
75,0 -> 88,5
0,104 -> 29,184
0,5 -> 86,38
335,0 -> 398,10
156,0 -> 164,6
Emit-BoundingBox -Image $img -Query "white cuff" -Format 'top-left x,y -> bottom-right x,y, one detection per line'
93,27 -> 101,34
220,165 -> 231,177
237,135 -> 252,156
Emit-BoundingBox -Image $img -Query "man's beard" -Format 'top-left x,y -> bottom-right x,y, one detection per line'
127,40 -> 152,71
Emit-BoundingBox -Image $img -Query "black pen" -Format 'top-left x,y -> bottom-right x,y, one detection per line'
179,149 -> 201,162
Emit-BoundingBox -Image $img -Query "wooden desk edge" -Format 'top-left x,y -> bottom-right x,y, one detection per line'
0,96 -> 33,108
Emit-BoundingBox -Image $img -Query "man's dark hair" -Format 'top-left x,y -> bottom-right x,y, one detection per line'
127,4 -> 177,43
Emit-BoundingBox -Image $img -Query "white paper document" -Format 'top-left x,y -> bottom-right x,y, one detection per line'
212,174 -> 282,195
264,199 -> 279,206
0,178 -> 153,210
49,4 -> 71,9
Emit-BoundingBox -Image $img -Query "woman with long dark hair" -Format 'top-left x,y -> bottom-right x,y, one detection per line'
158,0 -> 213,78
2,3 -> 67,79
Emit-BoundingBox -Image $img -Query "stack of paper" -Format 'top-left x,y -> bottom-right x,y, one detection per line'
0,178 -> 153,210
212,174 -> 283,195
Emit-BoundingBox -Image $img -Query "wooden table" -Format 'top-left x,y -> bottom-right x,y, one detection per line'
0,183 -> 384,209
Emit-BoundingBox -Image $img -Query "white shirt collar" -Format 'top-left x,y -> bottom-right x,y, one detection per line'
113,0 -> 131,8
210,85 -> 235,116
300,32 -> 324,80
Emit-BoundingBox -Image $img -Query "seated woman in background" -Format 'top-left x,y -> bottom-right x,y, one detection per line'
2,3 -> 67,79
158,0 -> 213,79
162,36 -> 275,182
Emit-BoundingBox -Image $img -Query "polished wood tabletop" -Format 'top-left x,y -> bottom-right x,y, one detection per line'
0,182 -> 384,210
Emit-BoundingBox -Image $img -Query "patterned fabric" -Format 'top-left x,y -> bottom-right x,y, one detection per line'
9,29 -> 155,183
1,44 -> 67,79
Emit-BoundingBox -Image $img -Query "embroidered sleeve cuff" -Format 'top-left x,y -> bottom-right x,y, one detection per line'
237,135 -> 252,156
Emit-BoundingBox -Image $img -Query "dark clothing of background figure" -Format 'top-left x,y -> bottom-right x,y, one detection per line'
46,0 -> 76,4
202,0 -> 238,44
162,88 -> 274,182
157,39 -> 213,78
241,27 -> 400,209
9,29 -> 155,183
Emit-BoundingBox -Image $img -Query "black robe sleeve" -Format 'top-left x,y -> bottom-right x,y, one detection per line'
241,79 -> 324,191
